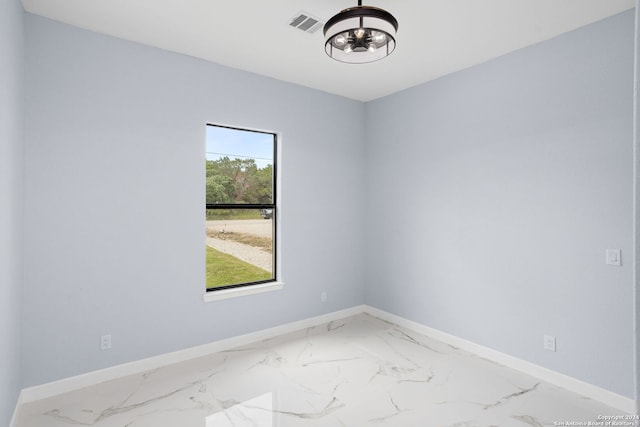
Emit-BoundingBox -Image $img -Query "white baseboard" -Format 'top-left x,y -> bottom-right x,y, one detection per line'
363,305 -> 637,415
9,391 -> 24,427
19,305 -> 366,404
15,304 -> 637,416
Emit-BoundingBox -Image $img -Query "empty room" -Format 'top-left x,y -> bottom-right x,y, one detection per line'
2,0 -> 640,426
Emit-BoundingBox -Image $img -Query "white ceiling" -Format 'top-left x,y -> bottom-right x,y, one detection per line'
21,0 -> 635,102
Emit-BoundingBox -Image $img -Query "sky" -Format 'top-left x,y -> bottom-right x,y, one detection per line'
206,125 -> 274,169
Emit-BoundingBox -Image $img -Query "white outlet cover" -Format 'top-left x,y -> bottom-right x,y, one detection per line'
101,334 -> 112,350
543,335 -> 556,352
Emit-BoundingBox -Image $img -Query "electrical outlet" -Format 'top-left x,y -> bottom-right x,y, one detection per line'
321,291 -> 327,303
101,334 -> 112,350
543,335 -> 556,352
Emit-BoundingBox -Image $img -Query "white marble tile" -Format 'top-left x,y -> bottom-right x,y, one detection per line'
15,314 -> 634,427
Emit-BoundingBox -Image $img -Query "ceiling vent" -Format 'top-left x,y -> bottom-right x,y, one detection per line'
289,11 -> 323,34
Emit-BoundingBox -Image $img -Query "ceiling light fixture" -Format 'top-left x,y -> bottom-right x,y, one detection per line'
323,0 -> 398,64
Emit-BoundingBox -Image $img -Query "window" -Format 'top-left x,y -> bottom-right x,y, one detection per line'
205,124 -> 277,294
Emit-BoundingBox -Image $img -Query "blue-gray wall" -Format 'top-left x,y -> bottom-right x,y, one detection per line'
0,0 -> 24,424
22,14 -> 366,386
365,10 -> 635,398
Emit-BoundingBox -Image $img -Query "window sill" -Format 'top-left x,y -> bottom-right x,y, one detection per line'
202,281 -> 284,302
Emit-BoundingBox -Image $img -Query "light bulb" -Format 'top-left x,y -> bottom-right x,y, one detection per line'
334,34 -> 347,46
344,44 -> 353,54
368,43 -> 377,53
373,32 -> 386,43
354,28 -> 365,39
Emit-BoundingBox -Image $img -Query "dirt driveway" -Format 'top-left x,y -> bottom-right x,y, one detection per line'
206,219 -> 272,238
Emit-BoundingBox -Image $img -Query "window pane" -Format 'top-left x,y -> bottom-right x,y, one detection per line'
205,209 -> 274,289
206,126 -> 274,205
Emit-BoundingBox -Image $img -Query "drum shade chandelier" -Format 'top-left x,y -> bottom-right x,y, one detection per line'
323,0 -> 398,64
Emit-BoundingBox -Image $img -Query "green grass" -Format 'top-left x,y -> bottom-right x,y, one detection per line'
206,246 -> 271,289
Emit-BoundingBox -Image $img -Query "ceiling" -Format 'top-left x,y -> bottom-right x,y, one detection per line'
21,0 -> 635,102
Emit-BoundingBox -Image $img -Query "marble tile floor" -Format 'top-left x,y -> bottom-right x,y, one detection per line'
15,313 -> 633,427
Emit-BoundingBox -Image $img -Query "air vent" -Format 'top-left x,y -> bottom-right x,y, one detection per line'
289,11 -> 322,34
